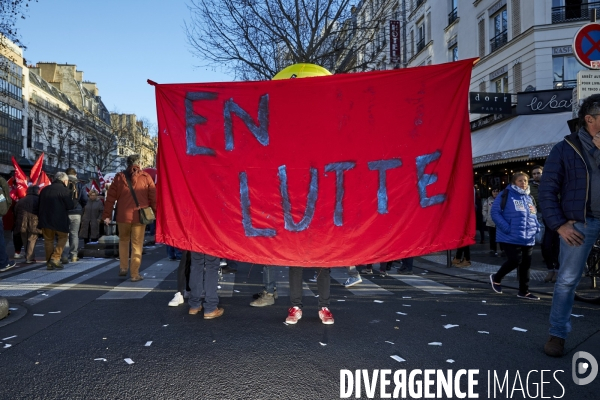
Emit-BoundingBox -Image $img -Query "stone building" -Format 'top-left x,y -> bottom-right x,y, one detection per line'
110,113 -> 157,169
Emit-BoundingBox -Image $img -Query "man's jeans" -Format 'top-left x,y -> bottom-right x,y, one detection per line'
549,217 -> 600,339
188,252 -> 220,313
62,214 -> 81,259
166,245 -> 182,260
263,266 -> 276,293
0,217 -> 9,267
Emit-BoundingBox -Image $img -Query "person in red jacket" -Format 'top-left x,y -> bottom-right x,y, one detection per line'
102,155 -> 156,282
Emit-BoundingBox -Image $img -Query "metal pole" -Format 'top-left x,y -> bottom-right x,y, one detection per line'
402,0 -> 407,68
592,8 -> 597,23
446,250 -> 452,268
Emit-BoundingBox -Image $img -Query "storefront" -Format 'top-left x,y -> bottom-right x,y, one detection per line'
470,89 -> 574,199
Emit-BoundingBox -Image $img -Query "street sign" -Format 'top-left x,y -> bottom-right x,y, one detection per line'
577,70 -> 600,100
573,23 -> 600,69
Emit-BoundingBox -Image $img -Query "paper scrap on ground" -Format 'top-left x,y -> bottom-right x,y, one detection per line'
33,314 -> 44,317
402,296 -> 412,299
441,315 -> 446,316
94,358 -> 107,361
48,311 -> 61,314
2,335 -> 16,340
315,295 -> 319,297
396,312 -> 407,315
478,331 -> 489,334
319,342 -> 327,346
41,294 -> 48,296
124,358 -> 134,364
512,327 -> 527,332
234,290 -> 240,293
391,355 -> 405,362
571,314 -> 584,317
447,359 -> 455,363
217,286 -> 222,289
162,325 -> 168,327
3,344 -> 12,348
145,341 -> 152,347
444,324 -> 459,329
428,342 -> 442,346
337,299 -> 345,302
478,314 -> 487,316
482,301 -> 486,303
403,304 -> 411,307
385,341 -> 395,345
374,300 -> 384,303
8,308 -> 17,311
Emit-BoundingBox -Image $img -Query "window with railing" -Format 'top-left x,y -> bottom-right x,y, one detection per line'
416,38 -> 426,53
416,0 -> 425,8
553,54 -> 588,88
552,1 -> 600,24
448,8 -> 458,25
490,30 -> 508,53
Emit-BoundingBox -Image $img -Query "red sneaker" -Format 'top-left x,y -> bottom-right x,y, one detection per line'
285,306 -> 302,324
318,307 -> 334,325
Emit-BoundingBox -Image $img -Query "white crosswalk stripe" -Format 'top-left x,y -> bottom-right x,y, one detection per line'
330,268 -> 393,296
0,258 -> 113,297
97,259 -> 178,300
387,272 -> 464,295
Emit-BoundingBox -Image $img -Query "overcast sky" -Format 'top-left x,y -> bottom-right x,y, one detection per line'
18,0 -> 232,131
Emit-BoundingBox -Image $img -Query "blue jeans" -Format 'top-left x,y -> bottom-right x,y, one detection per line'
166,245 -> 182,260
188,252 -> 220,313
263,266 -> 276,294
62,214 -> 81,259
347,266 -> 359,278
0,218 -> 9,267
549,217 -> 600,339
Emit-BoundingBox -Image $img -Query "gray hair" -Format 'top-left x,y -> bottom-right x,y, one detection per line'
54,171 -> 68,183
579,93 -> 600,127
127,154 -> 141,167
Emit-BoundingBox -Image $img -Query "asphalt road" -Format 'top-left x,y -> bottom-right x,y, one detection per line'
0,243 -> 599,399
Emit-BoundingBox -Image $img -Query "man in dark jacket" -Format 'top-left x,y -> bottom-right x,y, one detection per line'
539,93 -> 600,357
0,175 -> 15,271
38,172 -> 75,270
61,167 -> 87,263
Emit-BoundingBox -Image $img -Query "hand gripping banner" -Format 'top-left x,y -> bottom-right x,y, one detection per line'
152,59 -> 476,267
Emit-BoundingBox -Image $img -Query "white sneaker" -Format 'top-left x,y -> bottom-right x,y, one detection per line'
183,290 -> 190,299
220,259 -> 227,267
13,253 -> 23,259
168,292 -> 184,307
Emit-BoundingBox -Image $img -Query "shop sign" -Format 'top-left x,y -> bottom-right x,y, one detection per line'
516,89 -> 573,115
469,92 -> 512,114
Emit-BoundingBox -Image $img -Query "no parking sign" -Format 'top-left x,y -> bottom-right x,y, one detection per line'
573,23 -> 600,69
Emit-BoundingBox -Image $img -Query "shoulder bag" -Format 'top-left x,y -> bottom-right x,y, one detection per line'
124,172 -> 155,225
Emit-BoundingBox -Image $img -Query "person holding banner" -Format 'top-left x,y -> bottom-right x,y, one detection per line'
286,267 -> 333,325
188,252 -> 224,319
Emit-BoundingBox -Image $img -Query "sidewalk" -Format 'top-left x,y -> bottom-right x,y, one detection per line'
414,234 -> 567,297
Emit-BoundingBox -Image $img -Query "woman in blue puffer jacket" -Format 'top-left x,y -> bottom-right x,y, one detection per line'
490,172 -> 540,300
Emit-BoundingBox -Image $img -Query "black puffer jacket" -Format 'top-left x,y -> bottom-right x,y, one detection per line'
15,186 -> 41,234
37,181 -> 75,233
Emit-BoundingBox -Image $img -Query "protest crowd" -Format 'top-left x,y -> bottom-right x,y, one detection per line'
4,95 -> 600,358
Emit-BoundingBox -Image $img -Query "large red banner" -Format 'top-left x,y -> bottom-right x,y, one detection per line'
153,59 -> 475,267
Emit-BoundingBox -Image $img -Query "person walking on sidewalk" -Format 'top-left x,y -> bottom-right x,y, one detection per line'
482,186 -> 502,257
38,172 -> 75,270
489,172 -> 540,300
168,250 -> 191,307
102,155 -> 156,282
0,175 -> 15,272
539,94 -> 600,357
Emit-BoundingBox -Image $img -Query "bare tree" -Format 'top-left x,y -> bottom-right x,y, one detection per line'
0,0 -> 37,50
80,118 -> 120,173
185,0 -> 389,80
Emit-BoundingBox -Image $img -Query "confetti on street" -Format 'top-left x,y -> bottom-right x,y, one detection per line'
571,314 -> 583,317
512,327 -> 527,332
2,335 -> 16,340
396,312 -> 407,315
94,358 -> 107,361
319,342 -> 327,346
478,314 -> 487,316
385,341 -> 395,345
428,342 -> 442,346
33,314 -> 44,317
124,358 -> 134,365
446,359 -> 455,363
478,331 -> 490,334
443,324 -> 459,329
145,341 -> 152,347
390,355 -> 405,362
374,300 -> 384,303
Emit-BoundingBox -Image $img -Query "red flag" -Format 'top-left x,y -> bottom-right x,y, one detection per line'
11,156 -> 27,199
87,180 -> 101,193
29,152 -> 44,184
153,59 -> 476,266
97,166 -> 105,191
36,171 -> 51,191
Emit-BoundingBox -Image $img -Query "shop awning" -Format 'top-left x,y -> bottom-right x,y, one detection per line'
471,112 -> 572,167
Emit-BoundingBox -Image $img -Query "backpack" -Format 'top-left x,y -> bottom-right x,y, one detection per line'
0,178 -> 9,216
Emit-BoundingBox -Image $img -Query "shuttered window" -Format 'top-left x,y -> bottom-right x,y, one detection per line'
513,63 -> 522,93
478,19 -> 485,57
512,0 -> 521,37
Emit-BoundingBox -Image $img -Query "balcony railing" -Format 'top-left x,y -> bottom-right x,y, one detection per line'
416,0 -> 425,8
490,30 -> 508,53
416,38 -> 426,53
448,8 -> 458,25
552,2 -> 600,23
33,141 -> 44,151
47,146 -> 56,154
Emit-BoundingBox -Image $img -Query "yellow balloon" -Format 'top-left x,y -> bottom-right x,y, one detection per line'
272,63 -> 332,80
